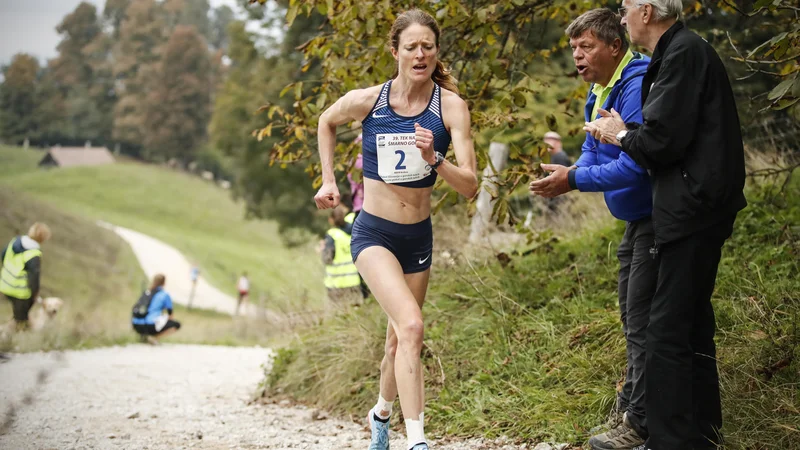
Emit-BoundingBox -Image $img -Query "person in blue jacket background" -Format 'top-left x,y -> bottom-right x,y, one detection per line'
530,9 -> 655,450
132,274 -> 181,345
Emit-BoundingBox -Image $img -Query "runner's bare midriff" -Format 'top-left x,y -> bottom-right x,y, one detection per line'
362,178 -> 432,224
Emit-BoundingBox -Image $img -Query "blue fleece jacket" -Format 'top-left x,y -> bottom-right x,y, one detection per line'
131,288 -> 173,325
568,52 -> 652,222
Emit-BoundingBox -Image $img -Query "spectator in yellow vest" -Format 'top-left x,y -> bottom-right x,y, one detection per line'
320,206 -> 362,309
1,222 -> 52,330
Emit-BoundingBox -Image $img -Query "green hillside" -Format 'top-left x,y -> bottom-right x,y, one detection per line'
0,186 -> 143,351
0,145 -> 44,177
1,186 -> 287,351
0,146 -> 324,313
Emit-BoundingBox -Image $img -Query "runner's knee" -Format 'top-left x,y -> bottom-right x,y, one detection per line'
397,319 -> 424,353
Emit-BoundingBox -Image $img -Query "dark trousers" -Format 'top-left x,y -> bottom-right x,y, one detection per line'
5,294 -> 34,322
645,217 -> 735,450
617,218 -> 658,437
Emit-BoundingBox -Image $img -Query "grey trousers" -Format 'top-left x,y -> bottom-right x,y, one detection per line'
617,217 -> 658,437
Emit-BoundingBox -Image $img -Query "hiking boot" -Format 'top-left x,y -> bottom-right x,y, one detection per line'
367,410 -> 390,450
410,444 -> 428,450
589,404 -> 625,433
588,415 -> 645,450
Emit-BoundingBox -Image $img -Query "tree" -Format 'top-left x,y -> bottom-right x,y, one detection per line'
143,25 -> 211,163
113,0 -> 166,147
50,2 -> 101,87
163,0 -> 211,42
103,0 -> 132,39
209,16 -> 324,240
0,54 -> 40,144
44,2 -> 116,145
723,0 -> 799,113
209,5 -> 235,51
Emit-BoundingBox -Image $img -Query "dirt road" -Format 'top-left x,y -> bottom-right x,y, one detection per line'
0,345 -> 561,449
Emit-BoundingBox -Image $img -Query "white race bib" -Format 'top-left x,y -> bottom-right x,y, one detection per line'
376,133 -> 431,184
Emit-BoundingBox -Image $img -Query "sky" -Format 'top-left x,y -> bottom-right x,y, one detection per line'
0,0 -> 245,66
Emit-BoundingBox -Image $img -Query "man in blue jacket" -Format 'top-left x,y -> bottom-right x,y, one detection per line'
531,9 -> 654,449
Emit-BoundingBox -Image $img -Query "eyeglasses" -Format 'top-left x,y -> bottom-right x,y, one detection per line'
619,3 -> 644,16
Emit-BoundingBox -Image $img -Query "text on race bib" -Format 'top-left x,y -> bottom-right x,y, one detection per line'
376,133 -> 431,184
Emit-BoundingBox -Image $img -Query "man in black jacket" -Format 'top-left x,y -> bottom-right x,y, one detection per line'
585,0 -> 746,449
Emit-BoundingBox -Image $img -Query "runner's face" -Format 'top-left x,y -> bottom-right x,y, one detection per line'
392,24 -> 438,82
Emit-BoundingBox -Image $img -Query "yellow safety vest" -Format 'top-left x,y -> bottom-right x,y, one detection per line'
344,212 -> 356,224
0,239 -> 41,300
324,228 -> 361,289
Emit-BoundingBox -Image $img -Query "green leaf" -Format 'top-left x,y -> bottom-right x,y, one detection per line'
768,78 -> 794,101
316,93 -> 328,111
294,81 -> 304,100
280,83 -> 294,98
753,0 -> 773,9
773,97 -> 799,111
286,4 -> 299,26
512,91 -> 527,108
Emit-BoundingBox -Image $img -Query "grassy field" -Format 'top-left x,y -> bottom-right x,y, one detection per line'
263,166 -> 800,448
0,145 -> 43,177
0,186 -> 294,351
0,145 -> 324,314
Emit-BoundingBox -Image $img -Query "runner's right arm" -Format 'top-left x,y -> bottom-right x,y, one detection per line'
314,86 -> 381,209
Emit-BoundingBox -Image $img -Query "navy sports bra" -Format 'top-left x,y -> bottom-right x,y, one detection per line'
361,80 -> 451,188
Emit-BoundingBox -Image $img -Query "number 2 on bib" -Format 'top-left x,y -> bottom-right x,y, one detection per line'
394,150 -> 407,170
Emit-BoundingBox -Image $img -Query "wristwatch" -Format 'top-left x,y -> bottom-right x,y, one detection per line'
616,129 -> 628,143
430,151 -> 445,170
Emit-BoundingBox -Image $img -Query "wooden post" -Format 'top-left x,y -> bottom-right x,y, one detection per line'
469,142 -> 510,244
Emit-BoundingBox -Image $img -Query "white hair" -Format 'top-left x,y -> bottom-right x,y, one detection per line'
639,0 -> 683,22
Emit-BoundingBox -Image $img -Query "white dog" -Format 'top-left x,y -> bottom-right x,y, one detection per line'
28,296 -> 65,331
1,296 -> 64,338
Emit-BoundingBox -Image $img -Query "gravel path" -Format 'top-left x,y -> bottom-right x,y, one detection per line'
0,345 -> 565,450
97,222 -> 260,317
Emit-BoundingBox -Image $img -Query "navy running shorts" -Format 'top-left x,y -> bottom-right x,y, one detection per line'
351,210 -> 433,274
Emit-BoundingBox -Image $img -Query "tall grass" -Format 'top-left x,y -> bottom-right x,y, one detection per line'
263,154 -> 799,448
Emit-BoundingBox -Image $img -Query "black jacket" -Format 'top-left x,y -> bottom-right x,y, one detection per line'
621,22 -> 746,244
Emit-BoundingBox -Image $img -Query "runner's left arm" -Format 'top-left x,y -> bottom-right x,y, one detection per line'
434,95 -> 478,198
